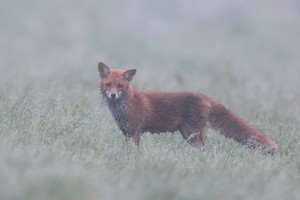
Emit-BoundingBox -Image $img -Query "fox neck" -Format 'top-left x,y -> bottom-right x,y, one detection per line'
106,96 -> 130,120
105,95 -> 132,134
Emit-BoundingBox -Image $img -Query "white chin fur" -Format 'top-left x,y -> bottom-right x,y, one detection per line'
106,91 -> 122,100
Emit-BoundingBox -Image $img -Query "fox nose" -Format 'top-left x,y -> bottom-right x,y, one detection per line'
110,93 -> 116,98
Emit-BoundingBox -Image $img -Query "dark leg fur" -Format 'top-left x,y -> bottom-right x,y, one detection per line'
179,123 -> 206,148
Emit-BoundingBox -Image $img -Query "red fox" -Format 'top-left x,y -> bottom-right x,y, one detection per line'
98,62 -> 278,154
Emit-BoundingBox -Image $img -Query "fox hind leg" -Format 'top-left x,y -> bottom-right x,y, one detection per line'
179,124 -> 205,148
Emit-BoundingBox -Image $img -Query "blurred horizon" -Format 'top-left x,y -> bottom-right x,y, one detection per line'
1,0 -> 299,94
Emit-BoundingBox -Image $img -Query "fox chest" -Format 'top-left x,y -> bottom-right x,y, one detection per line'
107,102 -> 131,134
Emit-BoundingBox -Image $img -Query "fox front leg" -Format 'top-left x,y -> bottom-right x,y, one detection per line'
124,132 -> 140,145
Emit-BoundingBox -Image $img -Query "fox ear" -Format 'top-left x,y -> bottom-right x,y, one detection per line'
98,62 -> 110,78
123,69 -> 137,81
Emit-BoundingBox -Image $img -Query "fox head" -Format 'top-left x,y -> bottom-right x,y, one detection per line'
98,62 -> 136,102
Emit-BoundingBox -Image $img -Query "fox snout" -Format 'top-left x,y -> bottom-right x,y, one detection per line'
105,90 -> 122,101
110,93 -> 116,98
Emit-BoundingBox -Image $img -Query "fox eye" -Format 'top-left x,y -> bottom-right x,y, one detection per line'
105,83 -> 111,87
117,84 -> 124,88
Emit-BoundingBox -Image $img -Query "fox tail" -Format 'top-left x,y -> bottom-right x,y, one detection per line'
209,102 -> 278,154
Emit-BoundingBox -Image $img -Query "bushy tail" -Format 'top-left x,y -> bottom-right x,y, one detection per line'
209,102 -> 278,154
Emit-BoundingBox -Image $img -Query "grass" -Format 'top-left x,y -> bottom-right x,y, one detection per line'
1,0 -> 300,199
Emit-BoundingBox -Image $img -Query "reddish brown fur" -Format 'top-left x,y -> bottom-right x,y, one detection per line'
98,62 -> 278,154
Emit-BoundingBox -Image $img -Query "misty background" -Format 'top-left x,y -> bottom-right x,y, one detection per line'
1,0 -> 299,93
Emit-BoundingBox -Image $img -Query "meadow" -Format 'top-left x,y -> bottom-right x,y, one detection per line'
1,0 -> 300,199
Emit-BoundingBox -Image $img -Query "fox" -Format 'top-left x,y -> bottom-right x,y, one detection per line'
98,62 -> 278,154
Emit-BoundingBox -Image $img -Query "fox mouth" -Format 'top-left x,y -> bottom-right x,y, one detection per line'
108,95 -> 117,101
106,91 -> 122,101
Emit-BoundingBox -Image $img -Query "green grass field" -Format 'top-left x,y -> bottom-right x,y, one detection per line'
1,0 -> 300,199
